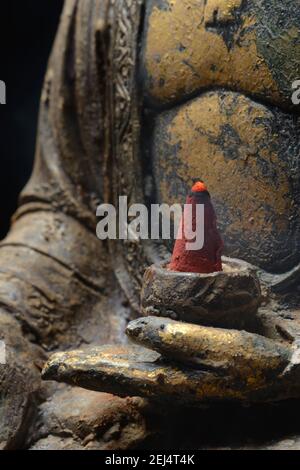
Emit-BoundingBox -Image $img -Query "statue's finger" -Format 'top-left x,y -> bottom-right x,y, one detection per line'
42,341 -> 299,406
126,316 -> 291,377
43,344 -> 217,405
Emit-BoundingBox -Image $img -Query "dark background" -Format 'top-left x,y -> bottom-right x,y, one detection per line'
0,1 -> 64,239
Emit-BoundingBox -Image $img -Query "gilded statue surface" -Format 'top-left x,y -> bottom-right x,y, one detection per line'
1,0 -> 300,450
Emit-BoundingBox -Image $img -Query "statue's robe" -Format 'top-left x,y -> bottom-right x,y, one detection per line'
0,0 -> 149,450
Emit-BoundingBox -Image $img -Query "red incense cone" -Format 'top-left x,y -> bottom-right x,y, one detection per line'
169,181 -> 223,274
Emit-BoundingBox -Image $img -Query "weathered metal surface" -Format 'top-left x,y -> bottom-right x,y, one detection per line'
42,328 -> 300,405
30,387 -> 148,450
126,316 -> 290,372
140,0 -> 300,277
142,0 -> 300,110
1,0 -> 300,451
141,258 -> 261,330
151,90 -> 300,274
0,0 -> 147,450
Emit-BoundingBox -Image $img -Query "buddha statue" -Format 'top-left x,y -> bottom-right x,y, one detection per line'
1,0 -> 300,450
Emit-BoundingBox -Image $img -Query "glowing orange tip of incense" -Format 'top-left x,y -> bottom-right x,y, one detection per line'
192,181 -> 208,193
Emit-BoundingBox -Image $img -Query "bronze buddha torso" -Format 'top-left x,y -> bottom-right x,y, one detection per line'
140,0 -> 300,277
1,0 -> 300,450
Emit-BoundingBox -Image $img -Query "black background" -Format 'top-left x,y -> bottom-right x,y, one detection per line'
0,0 -> 63,239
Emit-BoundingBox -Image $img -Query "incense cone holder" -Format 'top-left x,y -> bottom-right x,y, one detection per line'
141,257 -> 262,331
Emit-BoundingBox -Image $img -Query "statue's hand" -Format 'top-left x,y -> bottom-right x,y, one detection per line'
126,316 -> 300,403
42,315 -> 300,406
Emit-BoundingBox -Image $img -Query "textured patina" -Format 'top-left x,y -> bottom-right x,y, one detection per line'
152,91 -> 300,272
1,0 -> 300,451
42,319 -> 300,405
141,0 -> 300,275
0,0 -> 148,450
142,0 -> 300,109
141,258 -> 261,330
